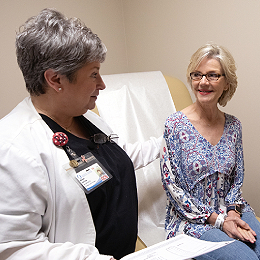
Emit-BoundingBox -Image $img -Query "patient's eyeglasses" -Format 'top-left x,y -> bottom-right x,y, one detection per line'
91,133 -> 119,144
190,72 -> 225,82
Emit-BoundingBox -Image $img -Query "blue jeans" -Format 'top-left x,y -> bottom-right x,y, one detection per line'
195,212 -> 260,260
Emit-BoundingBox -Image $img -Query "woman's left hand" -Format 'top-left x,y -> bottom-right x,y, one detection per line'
223,213 -> 256,243
237,225 -> 256,243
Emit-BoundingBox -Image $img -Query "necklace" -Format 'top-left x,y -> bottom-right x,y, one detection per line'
41,112 -> 75,133
33,103 -> 75,132
57,118 -> 75,133
205,114 -> 221,127
62,119 -> 75,133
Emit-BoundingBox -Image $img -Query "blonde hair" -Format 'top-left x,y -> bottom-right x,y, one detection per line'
186,43 -> 237,106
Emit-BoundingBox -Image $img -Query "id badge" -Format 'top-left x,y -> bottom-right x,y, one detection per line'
64,152 -> 112,194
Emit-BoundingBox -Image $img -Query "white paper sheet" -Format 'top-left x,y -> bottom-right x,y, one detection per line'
97,71 -> 176,246
121,234 -> 233,260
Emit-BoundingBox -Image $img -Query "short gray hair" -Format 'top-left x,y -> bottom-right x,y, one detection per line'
16,8 -> 107,96
186,43 -> 237,107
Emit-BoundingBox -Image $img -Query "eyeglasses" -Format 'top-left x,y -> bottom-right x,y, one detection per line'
91,133 -> 119,144
190,72 -> 225,82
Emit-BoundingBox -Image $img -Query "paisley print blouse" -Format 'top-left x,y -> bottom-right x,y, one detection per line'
160,111 -> 253,239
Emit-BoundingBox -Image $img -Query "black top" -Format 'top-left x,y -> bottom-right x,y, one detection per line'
41,114 -> 138,259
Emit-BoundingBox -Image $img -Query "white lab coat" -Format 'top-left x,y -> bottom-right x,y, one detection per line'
0,97 -> 161,260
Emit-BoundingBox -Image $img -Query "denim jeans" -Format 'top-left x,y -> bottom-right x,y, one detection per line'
195,212 -> 260,260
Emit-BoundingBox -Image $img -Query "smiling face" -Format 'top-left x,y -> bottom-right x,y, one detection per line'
60,61 -> 106,116
191,57 -> 228,106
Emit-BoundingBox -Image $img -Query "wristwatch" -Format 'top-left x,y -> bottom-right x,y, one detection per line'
227,205 -> 242,216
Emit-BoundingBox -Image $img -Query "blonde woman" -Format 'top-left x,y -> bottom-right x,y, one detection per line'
161,43 -> 260,259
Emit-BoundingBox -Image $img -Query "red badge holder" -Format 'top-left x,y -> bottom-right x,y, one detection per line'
52,132 -> 69,147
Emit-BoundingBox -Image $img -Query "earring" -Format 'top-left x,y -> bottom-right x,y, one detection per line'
58,87 -> 62,91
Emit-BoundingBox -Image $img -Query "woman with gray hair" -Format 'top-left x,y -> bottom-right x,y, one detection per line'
160,43 -> 260,259
0,8 -> 161,260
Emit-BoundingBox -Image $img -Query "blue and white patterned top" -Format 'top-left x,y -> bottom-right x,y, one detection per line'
160,111 -> 253,239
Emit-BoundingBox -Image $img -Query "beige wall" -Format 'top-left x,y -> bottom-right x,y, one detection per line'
1,0 -> 260,216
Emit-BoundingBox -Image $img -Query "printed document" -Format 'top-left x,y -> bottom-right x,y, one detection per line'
122,234 -> 233,260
